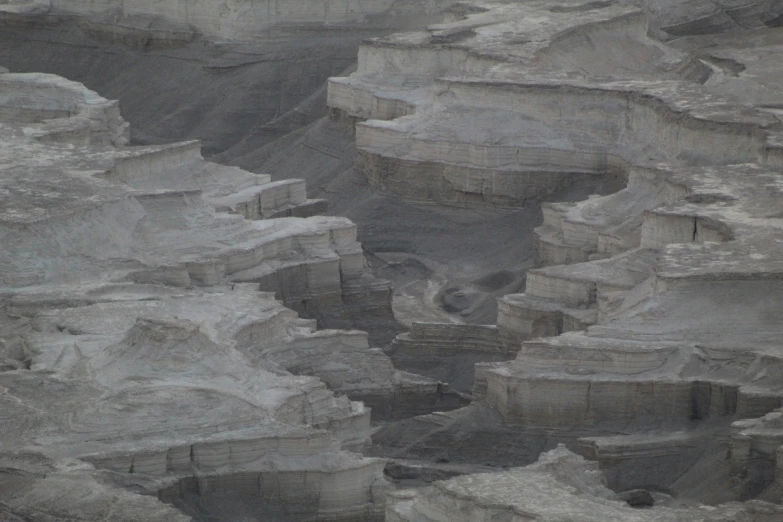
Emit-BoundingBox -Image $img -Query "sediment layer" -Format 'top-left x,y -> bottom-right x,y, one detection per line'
328,0 -> 783,506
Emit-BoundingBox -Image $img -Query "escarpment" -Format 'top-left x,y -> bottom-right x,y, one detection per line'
326,0 -> 783,512
0,70 -> 467,521
4,0 -> 783,520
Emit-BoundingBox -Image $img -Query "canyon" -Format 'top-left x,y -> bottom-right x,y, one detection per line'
2,0 -> 783,520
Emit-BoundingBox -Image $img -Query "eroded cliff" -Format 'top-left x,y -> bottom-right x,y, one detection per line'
4,0 -> 783,520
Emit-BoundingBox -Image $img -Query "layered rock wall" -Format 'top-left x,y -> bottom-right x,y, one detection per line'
387,322 -> 510,392
388,447 -> 783,521
0,71 -> 413,520
329,0 -> 783,504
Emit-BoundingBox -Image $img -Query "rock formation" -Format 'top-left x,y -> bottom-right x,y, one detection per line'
387,446 -> 783,521
327,0 -> 783,510
4,0 -> 783,520
0,70 -> 464,520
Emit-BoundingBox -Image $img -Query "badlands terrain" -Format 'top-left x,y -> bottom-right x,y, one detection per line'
2,0 -> 783,520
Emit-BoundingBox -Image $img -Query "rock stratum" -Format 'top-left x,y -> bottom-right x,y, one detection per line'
327,0 -> 783,515
0,70 -> 468,521
387,446 -> 783,521
3,0 -> 783,520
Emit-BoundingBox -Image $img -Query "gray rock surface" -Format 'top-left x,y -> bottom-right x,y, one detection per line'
0,70 -> 458,520
4,0 -> 783,519
387,446 -> 783,521
326,0 -> 783,510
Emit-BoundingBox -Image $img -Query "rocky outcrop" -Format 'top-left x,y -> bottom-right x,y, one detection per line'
258,328 -> 469,419
387,446 -> 783,521
0,72 -> 400,342
1,292 -> 390,520
5,0 -> 783,519
0,454 -> 191,522
329,0 -> 783,508
0,71 -> 454,520
0,71 -> 129,145
479,157 -> 783,497
387,322 -> 511,392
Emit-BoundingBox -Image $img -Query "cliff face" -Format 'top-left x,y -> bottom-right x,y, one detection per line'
387,446 -> 783,521
0,70 -> 459,521
327,0 -> 783,509
4,0 -> 783,519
